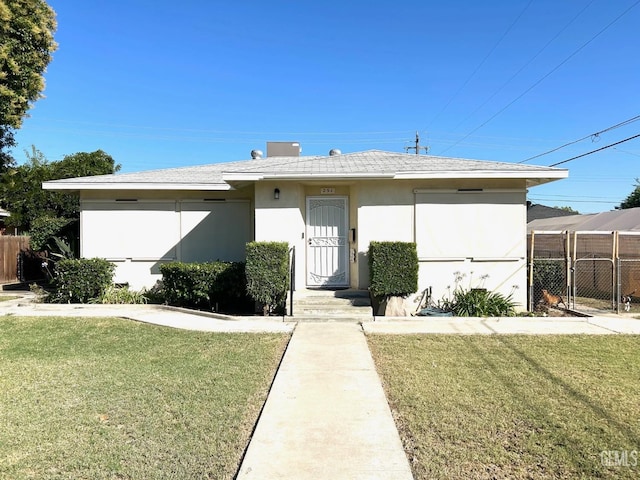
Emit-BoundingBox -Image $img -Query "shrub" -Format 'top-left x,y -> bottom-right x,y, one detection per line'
445,288 -> 517,317
159,261 -> 248,311
160,262 -> 214,309
438,273 -> 517,317
142,281 -> 166,305
28,215 -> 76,258
49,258 -> 114,303
90,285 -> 148,304
368,241 -> 418,297
245,242 -> 289,315
209,261 -> 247,309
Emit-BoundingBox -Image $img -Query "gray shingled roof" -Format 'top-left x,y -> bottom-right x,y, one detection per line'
527,203 -> 578,223
44,149 -> 567,190
528,206 -> 640,232
227,150 -> 558,174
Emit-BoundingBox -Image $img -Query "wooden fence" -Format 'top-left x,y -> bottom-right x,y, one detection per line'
0,236 -> 30,284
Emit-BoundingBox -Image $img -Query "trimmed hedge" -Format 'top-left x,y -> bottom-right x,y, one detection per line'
245,241 -> 289,315
159,261 -> 248,311
368,241 -> 418,297
50,258 -> 115,303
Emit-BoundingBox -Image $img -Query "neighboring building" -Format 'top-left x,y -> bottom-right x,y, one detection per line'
527,207 -> 640,232
43,147 -> 567,309
0,208 -> 10,234
526,202 -> 578,223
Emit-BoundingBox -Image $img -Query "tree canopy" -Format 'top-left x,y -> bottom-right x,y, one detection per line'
619,178 -> 640,209
0,0 -> 57,170
553,206 -> 579,214
0,148 -> 120,231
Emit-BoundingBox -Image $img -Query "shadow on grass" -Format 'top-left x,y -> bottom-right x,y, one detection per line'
458,333 -> 639,474
495,335 -> 638,445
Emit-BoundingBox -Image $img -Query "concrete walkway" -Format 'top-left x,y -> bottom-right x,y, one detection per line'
0,298 -> 293,333
236,322 -> 413,480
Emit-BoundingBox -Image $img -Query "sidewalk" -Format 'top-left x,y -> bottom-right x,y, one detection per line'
364,315 -> 640,335
236,322 -> 413,480
0,295 -> 293,333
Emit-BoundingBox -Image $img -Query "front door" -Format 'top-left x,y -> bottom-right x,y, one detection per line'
306,196 -> 349,287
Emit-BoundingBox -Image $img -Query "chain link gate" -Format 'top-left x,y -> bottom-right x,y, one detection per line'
572,232 -> 615,312
617,232 -> 640,314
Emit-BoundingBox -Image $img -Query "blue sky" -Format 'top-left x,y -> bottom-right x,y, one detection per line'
13,0 -> 640,214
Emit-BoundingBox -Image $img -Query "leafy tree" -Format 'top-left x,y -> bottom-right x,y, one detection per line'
0,0 -> 57,171
619,178 -> 640,209
0,147 -> 120,232
554,206 -> 579,214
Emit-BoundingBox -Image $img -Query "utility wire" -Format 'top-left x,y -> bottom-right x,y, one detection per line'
438,0 -> 640,156
426,0 -> 535,129
614,147 -> 640,157
452,0 -> 595,132
549,133 -> 640,167
528,197 -> 620,204
519,114 -> 640,163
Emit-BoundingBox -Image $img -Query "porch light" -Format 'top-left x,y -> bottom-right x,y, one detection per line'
274,188 -> 280,200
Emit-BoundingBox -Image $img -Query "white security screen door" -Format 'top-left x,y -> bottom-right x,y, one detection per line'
306,197 -> 349,287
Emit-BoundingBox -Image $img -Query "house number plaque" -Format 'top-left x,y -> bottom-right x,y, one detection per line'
320,187 -> 335,194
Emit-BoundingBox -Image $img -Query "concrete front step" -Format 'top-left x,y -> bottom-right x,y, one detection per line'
285,315 -> 374,323
293,296 -> 371,307
290,288 -> 372,318
292,311 -> 373,319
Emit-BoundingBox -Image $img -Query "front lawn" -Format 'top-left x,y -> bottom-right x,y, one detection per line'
368,334 -> 640,479
0,316 -> 289,479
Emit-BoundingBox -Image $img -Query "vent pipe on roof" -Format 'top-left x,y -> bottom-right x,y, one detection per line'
250,149 -> 263,159
329,149 -> 341,156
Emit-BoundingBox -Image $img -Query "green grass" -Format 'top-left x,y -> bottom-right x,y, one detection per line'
0,316 -> 289,479
368,334 -> 640,480
0,295 -> 20,302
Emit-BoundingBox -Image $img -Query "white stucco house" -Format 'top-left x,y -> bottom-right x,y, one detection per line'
43,146 -> 567,308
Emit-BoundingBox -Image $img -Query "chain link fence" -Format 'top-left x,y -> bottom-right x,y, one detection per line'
617,232 -> 640,314
528,231 -> 639,314
528,231 -> 569,312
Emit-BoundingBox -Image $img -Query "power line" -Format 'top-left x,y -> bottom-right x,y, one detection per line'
426,0 -> 535,129
451,0 -> 595,133
438,0 -> 640,156
528,197 -> 620,204
613,147 -> 640,158
549,133 -> 640,167
519,114 -> 640,163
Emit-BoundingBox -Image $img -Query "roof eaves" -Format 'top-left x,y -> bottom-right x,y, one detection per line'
42,181 -> 233,191
393,170 -> 569,180
222,172 -> 395,181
